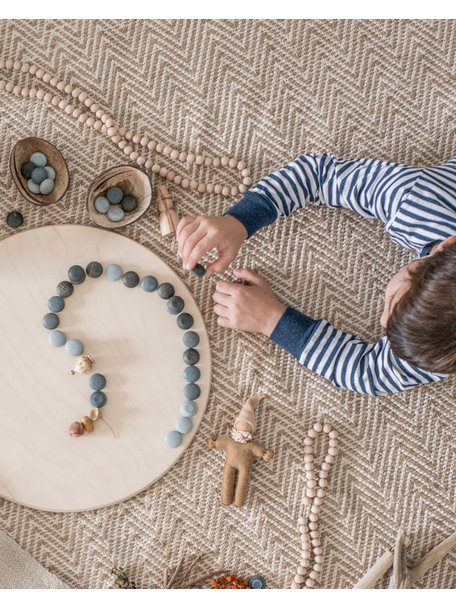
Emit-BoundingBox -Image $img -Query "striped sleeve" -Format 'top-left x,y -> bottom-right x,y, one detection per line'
270,307 -> 447,396
224,152 -> 422,237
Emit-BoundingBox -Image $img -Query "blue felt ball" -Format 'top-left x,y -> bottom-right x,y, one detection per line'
107,206 -> 125,222
183,366 -> 200,383
27,179 -> 40,193
176,416 -> 193,434
48,295 -> 65,313
89,373 -> 106,390
182,331 -> 199,348
141,275 -> 158,292
90,390 -> 107,408
180,400 -> 198,417
30,152 -> 47,167
165,430 -> 182,448
177,313 -> 193,329
31,166 -> 48,185
65,339 -> 84,356
106,186 -> 124,204
106,264 -> 122,281
42,312 -> 59,329
94,196 -> 110,214
184,383 -> 201,400
48,330 -> 66,347
68,265 -> 86,284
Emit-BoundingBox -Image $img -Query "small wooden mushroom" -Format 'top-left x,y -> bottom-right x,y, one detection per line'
156,184 -> 179,237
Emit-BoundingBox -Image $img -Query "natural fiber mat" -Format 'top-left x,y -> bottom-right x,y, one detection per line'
1,19 -> 456,589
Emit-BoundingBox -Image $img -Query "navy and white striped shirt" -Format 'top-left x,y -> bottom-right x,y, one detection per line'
225,152 -> 456,396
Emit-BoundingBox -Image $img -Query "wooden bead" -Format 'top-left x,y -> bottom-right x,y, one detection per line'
187,152 -> 195,163
159,167 -> 168,177
329,438 -> 338,447
118,140 -> 127,149
181,178 -> 190,189
65,105 -> 75,115
118,127 -> 126,136
28,64 -> 37,74
297,566 -> 307,576
107,127 -> 117,137
58,99 -> 66,109
313,422 -> 323,432
329,430 -> 338,439
305,579 -> 315,588
237,160 -> 246,170
190,180 -> 198,190
319,470 -> 328,479
50,77 -> 58,87
170,149 -> 179,160
5,59 -> 14,69
125,131 -> 133,140
309,513 -> 319,522
84,96 -> 93,106
133,134 -> 141,144
241,168 -> 250,177
304,446 -> 313,454
0,81 -> 5,91
305,471 -> 315,480
231,186 -> 239,196
152,164 -> 161,174
221,156 -> 229,167
304,454 -> 314,463
311,504 -> 320,514
144,160 -> 153,169
304,462 -> 313,471
197,183 -> 206,193
304,437 -> 313,446
204,157 -> 213,166
86,117 -> 95,127
213,158 -> 221,167
306,488 -> 316,498
298,516 -> 307,526
300,559 -> 310,568
300,550 -> 310,559
308,429 -> 318,438
328,447 -> 338,456
43,73 -> 51,84
78,113 -> 88,123
313,563 -> 323,572
321,462 -> 331,471
141,137 -> 150,147
294,575 -> 305,584
51,95 -> 60,105
29,88 -> 37,98
95,109 -> 104,119
179,151 -> 187,162
319,479 -> 328,488
325,455 -> 335,464
206,183 -> 214,193
13,85 -> 21,95
156,143 -> 164,153
21,63 -> 30,72
243,176 -> 253,186
314,547 -> 323,556
317,488 -> 326,498
323,423 -> 332,433
124,145 -> 133,155
173,175 -> 182,185
312,539 -> 321,547
136,156 -> 145,165
290,582 -> 300,589
308,522 -> 318,530
5,82 -> 14,92
214,184 -> 222,194
228,158 -> 237,168
90,103 -> 99,114
314,497 -> 323,506
298,522 -> 308,532
195,155 -> 205,165
78,92 -> 88,102
314,555 -> 324,564
130,151 -> 139,161
309,570 -> 319,580
106,119 -> 115,128
21,87 -> 29,97
64,84 -> 73,94
301,534 -> 310,544
71,88 -> 81,98
310,530 -> 320,539
36,68 -> 45,79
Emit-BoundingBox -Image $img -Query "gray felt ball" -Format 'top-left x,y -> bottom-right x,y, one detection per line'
68,265 -> 86,284
86,261 -> 103,278
48,330 -> 66,347
158,282 -> 175,299
190,263 -> 206,277
90,390 -> 107,408
183,348 -> 199,365
106,187 -> 124,204
184,383 -> 201,400
180,400 -> 198,417
107,206 -> 125,222
44,166 -> 56,180
106,264 -> 122,281
31,166 -> 48,185
121,194 -> 138,212
56,281 -> 73,298
39,178 -> 55,195
27,179 -> 41,193
165,430 -> 182,448
176,416 -> 193,434
94,196 -> 110,214
48,295 -> 65,313
141,275 -> 158,292
89,373 -> 106,390
177,313 -> 193,329
184,366 -> 200,383
182,331 -> 199,348
65,339 -> 84,356
122,271 -> 140,288
166,296 -> 184,315
42,312 -> 59,329
30,152 -> 47,167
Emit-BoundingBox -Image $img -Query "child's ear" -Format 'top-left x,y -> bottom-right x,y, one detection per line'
437,235 -> 456,252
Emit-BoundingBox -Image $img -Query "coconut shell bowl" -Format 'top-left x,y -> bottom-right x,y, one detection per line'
87,165 -> 152,229
10,137 -> 70,206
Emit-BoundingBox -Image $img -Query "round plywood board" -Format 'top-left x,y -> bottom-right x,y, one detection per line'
0,224 -> 211,512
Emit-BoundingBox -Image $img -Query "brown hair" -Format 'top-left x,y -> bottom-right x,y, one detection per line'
387,243 -> 456,373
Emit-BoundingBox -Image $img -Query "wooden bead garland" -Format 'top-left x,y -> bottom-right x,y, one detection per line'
0,59 -> 251,197
291,421 -> 338,589
43,260 -> 202,446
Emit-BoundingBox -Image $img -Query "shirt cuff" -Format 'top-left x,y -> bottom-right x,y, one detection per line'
419,239 -> 441,257
269,307 -> 319,360
223,191 -> 278,238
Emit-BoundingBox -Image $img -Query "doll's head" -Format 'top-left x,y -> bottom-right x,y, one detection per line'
384,235 -> 456,373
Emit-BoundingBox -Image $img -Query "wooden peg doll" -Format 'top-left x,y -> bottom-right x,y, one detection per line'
156,184 -> 179,237
207,394 -> 274,507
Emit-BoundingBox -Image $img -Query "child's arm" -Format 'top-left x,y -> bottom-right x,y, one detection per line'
177,152 -> 422,273
214,269 -> 448,396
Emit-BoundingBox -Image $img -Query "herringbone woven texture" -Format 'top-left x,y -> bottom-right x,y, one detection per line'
0,19 -> 456,589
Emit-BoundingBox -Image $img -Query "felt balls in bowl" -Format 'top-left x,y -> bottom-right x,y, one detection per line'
10,137 -> 70,205
87,165 -> 152,229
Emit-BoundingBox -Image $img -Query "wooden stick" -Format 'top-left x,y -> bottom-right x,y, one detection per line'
175,553 -> 203,588
409,531 -> 456,585
354,535 -> 411,589
178,569 -> 227,589
163,567 -> 168,589
166,552 -> 186,589
389,528 -> 410,588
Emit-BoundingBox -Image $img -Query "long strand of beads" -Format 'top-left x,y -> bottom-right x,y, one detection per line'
291,421 -> 338,589
0,59 -> 251,197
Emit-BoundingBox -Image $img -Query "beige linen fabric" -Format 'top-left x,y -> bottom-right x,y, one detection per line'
0,19 -> 455,589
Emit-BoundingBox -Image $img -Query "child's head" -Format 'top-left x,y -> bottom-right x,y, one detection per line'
382,235 -> 456,373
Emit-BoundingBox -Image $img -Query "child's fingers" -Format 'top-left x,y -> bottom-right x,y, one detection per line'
232,268 -> 265,286
184,234 -> 217,271
181,226 -> 207,266
216,316 -> 232,328
177,218 -> 200,257
212,290 -> 231,306
206,250 -> 235,276
215,279 -> 243,296
213,303 -> 229,317
176,216 -> 196,243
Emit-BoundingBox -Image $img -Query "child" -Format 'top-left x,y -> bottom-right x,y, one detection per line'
176,152 -> 456,396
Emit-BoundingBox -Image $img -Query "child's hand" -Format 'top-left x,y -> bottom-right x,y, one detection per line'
176,215 -> 247,276
213,268 -> 286,337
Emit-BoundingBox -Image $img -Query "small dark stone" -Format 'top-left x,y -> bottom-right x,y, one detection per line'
248,576 -> 267,589
89,373 -> 106,390
6,211 -> 23,228
90,390 -> 107,408
184,383 -> 201,400
48,295 -> 65,313
31,166 -> 48,185
190,263 -> 206,277
122,271 -> 140,288
182,331 -> 199,348
141,275 -> 158,292
68,265 -> 86,284
106,186 -> 124,204
20,161 -> 36,179
183,348 -> 200,365
184,366 -> 200,382
177,313 -> 194,329
166,296 -> 184,315
42,312 -> 59,329
56,281 -> 73,298
158,282 -> 175,299
86,261 -> 103,278
121,194 -> 138,212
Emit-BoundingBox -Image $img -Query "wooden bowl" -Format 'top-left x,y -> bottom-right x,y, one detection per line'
10,137 -> 70,206
87,165 -> 152,229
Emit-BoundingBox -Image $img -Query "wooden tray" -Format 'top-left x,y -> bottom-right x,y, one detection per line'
0,225 -> 211,512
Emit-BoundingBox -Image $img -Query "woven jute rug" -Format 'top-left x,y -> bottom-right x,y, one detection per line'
1,19 -> 456,589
